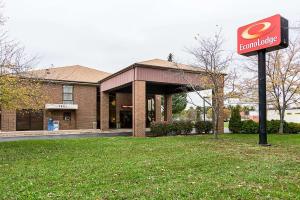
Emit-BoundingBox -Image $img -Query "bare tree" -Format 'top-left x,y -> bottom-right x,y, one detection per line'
178,30 -> 234,139
0,3 -> 47,110
241,38 -> 300,133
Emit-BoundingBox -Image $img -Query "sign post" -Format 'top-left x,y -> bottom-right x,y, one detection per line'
237,14 -> 288,145
258,50 -> 267,145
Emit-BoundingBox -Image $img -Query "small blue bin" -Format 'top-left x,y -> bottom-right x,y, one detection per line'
48,118 -> 54,131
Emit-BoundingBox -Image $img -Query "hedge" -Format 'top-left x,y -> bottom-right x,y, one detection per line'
150,121 -> 193,136
195,121 -> 213,134
241,120 -> 258,134
266,120 -> 288,133
286,122 -> 300,134
237,120 -> 300,134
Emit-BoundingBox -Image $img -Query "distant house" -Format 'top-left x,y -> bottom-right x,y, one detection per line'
249,109 -> 300,123
226,98 -> 300,123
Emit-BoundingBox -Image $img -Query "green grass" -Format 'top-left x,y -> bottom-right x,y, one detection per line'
1,134 -> 300,199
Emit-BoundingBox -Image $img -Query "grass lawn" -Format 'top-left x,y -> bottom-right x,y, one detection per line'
1,134 -> 300,199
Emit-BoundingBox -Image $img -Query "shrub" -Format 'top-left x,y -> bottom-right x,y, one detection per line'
241,120 -> 258,134
181,121 -> 194,135
286,122 -> 300,134
150,121 -> 169,136
150,121 -> 194,136
174,120 -> 193,135
267,120 -> 288,134
266,120 -> 280,133
172,121 -> 182,135
195,121 -> 213,134
229,106 -> 242,133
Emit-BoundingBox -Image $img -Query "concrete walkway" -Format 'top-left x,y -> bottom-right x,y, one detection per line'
0,129 -> 133,142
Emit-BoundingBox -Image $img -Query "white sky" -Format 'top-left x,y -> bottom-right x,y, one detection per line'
3,0 -> 300,106
4,0 -> 300,73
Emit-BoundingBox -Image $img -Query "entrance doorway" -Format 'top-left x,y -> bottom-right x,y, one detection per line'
120,110 -> 132,128
16,109 -> 44,131
146,95 -> 155,127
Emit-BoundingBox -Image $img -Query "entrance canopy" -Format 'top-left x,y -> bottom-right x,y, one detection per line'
99,59 -> 224,137
100,59 -> 210,93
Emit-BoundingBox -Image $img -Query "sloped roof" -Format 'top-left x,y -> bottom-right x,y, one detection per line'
28,65 -> 111,83
136,59 -> 203,72
99,59 -> 206,83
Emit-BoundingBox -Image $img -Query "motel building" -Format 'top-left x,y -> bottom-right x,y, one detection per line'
0,59 -> 224,136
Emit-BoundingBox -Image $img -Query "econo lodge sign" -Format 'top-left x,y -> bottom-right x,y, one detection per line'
237,14 -> 288,56
237,14 -> 289,145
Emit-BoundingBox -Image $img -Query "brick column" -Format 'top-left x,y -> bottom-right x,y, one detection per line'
164,94 -> 172,122
132,81 -> 146,137
1,110 -> 16,131
154,95 -> 161,122
100,91 -> 109,130
115,93 -> 121,127
212,87 -> 224,134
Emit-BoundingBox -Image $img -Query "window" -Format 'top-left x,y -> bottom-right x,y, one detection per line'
63,85 -> 73,104
63,112 -> 71,121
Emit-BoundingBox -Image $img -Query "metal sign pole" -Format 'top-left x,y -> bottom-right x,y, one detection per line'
238,15 -> 288,145
258,49 -> 268,145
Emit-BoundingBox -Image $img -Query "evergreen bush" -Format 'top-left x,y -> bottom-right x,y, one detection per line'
229,106 -> 242,133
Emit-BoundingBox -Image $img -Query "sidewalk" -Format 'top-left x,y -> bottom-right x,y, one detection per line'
0,129 -> 132,138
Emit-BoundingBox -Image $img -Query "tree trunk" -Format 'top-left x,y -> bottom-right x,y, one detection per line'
212,106 -> 219,139
279,110 -> 285,134
214,117 -> 219,139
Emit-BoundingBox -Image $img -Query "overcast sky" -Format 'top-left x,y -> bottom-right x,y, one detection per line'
4,0 -> 300,73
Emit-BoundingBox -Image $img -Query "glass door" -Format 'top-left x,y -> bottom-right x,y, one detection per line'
146,95 -> 155,128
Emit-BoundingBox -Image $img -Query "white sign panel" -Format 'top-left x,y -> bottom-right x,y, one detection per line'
45,104 -> 78,110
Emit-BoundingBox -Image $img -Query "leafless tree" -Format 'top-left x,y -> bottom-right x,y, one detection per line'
240,38 -> 300,133
177,30 -> 235,139
0,2 -> 47,110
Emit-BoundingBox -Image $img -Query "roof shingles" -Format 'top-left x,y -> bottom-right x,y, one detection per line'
29,65 -> 111,83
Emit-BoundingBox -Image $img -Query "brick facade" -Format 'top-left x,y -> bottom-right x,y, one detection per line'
1,110 -> 16,131
155,95 -> 162,122
164,94 -> 172,122
74,85 -> 97,129
100,91 -> 109,130
1,82 -> 98,131
44,83 -> 97,130
132,81 -> 146,137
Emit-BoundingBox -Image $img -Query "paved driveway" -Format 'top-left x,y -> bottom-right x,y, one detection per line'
0,130 -> 132,142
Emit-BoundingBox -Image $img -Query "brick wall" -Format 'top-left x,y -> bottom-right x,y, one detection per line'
164,94 -> 172,122
100,91 -> 109,130
43,83 -> 63,130
133,81 -> 146,137
74,85 -> 97,129
46,110 -> 76,130
155,95 -> 162,122
1,82 -> 97,131
1,110 -> 16,131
